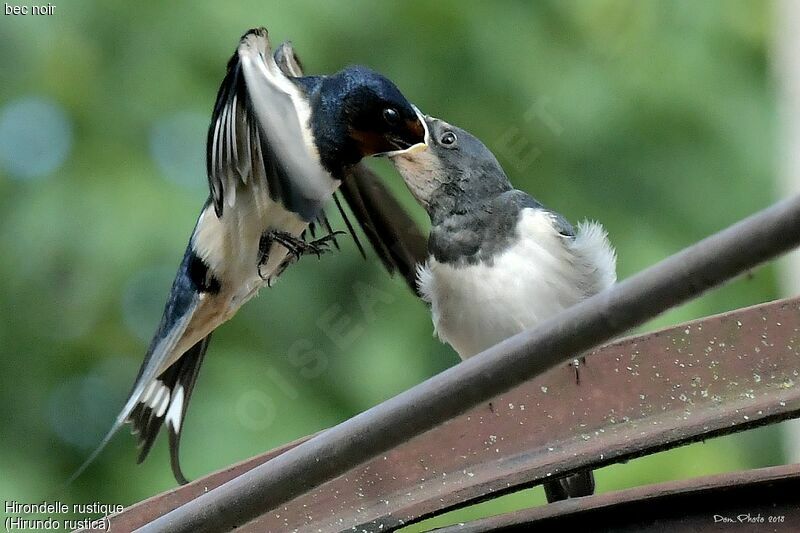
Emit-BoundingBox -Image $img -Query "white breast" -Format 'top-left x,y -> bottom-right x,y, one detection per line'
193,189 -> 307,311
418,208 -> 616,359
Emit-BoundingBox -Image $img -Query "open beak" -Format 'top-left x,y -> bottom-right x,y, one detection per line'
387,136 -> 414,151
376,106 -> 429,158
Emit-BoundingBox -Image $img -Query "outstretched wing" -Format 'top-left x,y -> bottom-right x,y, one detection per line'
273,41 -> 429,295
208,28 -> 335,222
124,31 -> 353,483
70,30 -> 361,487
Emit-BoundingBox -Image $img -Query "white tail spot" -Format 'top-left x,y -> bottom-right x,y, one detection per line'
165,386 -> 185,431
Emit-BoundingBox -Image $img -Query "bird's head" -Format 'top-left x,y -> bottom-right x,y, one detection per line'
314,66 -> 427,172
389,115 -> 511,219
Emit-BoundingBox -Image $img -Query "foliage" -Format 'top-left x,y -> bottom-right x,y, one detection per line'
0,0 -> 785,528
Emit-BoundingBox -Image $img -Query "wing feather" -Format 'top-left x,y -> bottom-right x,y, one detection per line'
206,28 -> 334,221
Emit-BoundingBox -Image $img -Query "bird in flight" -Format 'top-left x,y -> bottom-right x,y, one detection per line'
72,28 -> 428,484
389,115 -> 617,502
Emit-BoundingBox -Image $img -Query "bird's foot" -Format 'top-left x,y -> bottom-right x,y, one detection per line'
258,230 -> 344,280
569,356 -> 586,385
303,231 -> 346,258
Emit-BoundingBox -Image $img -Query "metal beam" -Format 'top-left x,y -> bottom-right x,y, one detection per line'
107,296 -> 800,531
138,197 -> 800,532
432,464 -> 800,532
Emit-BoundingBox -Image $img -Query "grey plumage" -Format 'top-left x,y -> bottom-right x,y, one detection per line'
390,115 -> 617,502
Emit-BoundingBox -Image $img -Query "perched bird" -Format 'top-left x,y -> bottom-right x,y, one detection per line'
389,116 -> 617,502
72,28 -> 427,484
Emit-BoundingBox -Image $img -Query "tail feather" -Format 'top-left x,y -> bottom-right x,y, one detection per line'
65,242 -> 208,486
63,408 -> 132,487
130,334 -> 212,485
168,336 -> 210,484
63,307 -> 198,487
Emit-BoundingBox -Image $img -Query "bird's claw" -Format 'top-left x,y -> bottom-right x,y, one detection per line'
257,230 -> 345,280
300,230 -> 346,259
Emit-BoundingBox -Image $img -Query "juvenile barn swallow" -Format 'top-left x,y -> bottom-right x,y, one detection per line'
390,116 -> 617,502
73,28 -> 427,484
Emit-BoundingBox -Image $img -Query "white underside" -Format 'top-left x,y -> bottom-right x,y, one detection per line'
195,189 -> 307,308
418,208 -> 617,359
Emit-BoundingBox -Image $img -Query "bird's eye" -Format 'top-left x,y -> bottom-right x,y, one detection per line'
382,108 -> 399,125
440,131 -> 457,145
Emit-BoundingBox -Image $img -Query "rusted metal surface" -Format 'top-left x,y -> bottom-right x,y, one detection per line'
242,296 -> 800,533
105,296 -> 800,532
96,436 -> 312,533
139,198 -> 800,533
433,463 -> 800,532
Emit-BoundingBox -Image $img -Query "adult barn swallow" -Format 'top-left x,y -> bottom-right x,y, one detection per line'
390,116 -> 617,502
273,41 -> 428,296
73,28 -> 427,484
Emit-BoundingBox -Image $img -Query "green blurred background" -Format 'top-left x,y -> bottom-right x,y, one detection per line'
0,0 -> 793,530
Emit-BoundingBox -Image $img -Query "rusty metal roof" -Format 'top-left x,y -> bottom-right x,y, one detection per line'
104,296 -> 800,532
432,463 -> 800,532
